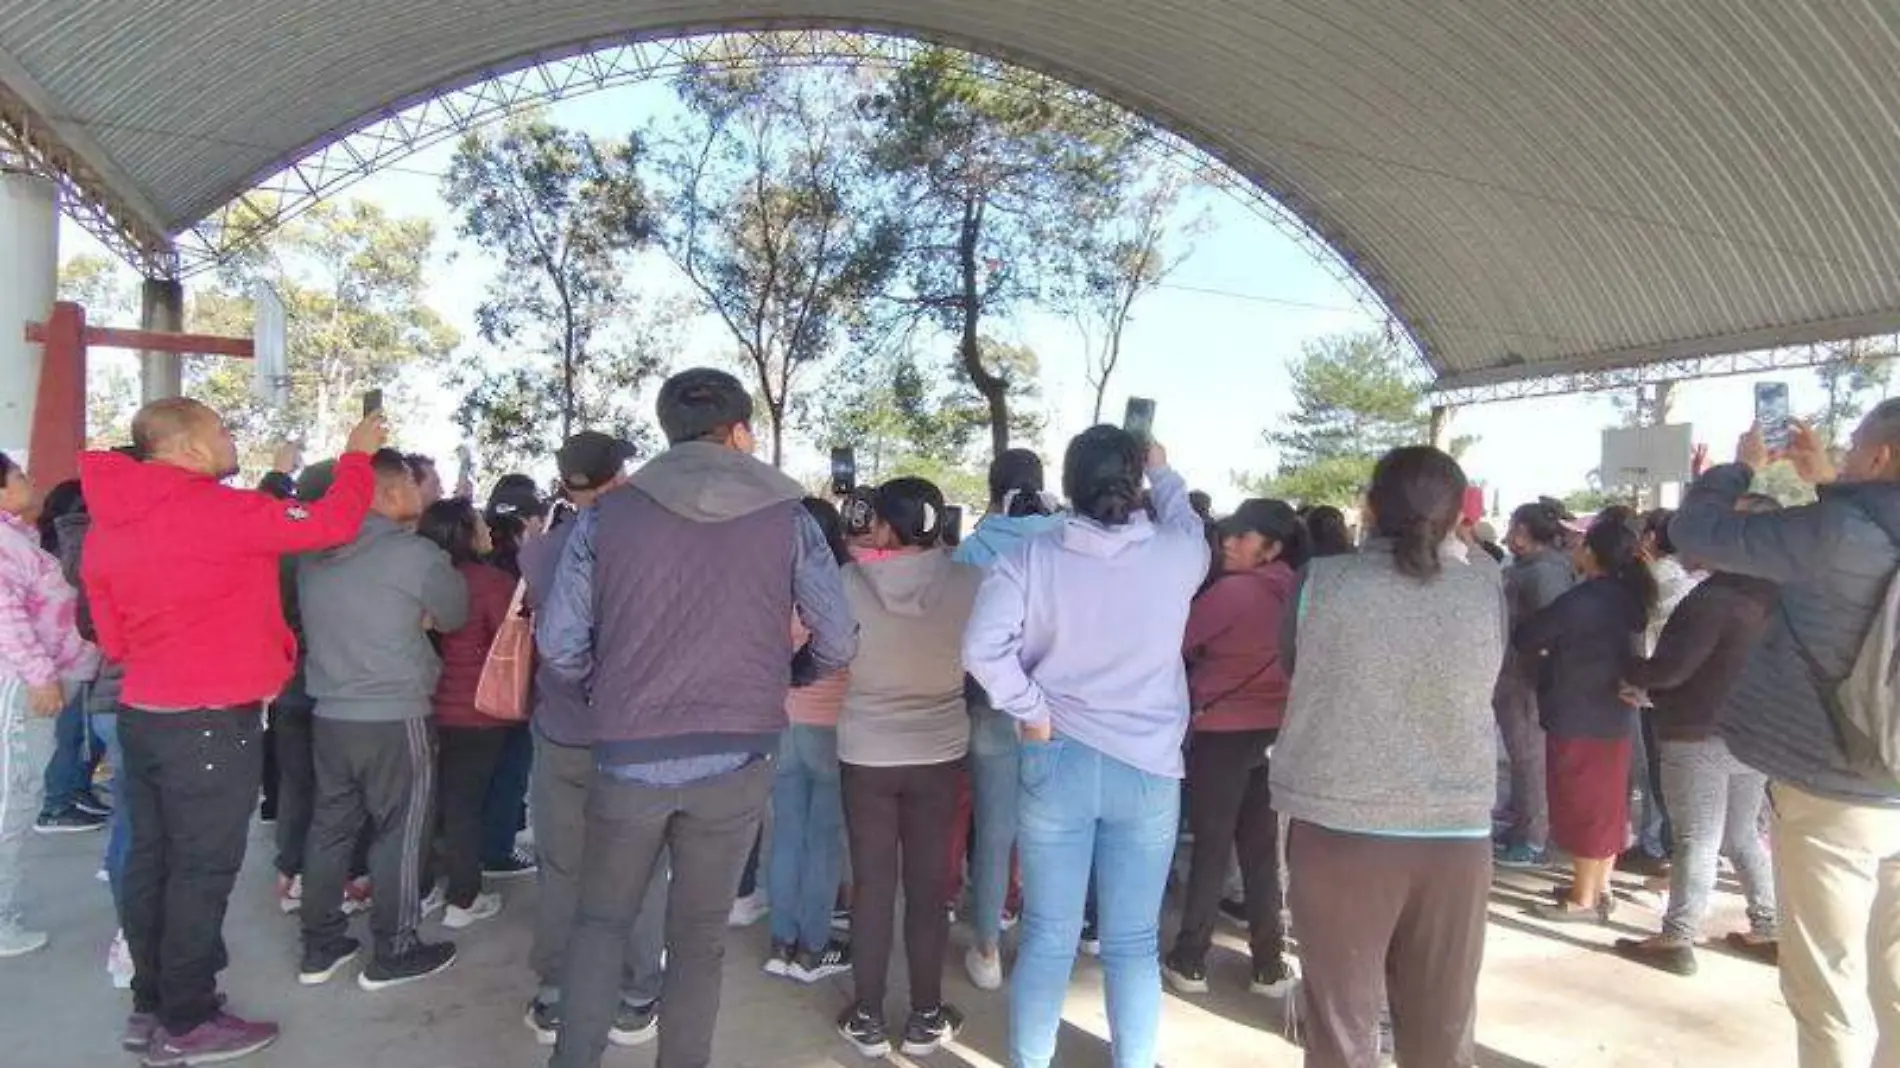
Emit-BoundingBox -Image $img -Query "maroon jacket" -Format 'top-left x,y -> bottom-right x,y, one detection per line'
431,561 -> 516,729
1185,561 -> 1296,732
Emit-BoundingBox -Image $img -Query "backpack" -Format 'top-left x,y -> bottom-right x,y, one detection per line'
1828,564 -> 1900,783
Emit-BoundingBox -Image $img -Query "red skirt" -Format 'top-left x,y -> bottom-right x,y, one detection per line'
1546,734 -> 1632,860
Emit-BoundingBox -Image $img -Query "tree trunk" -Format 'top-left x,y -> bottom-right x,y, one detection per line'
1090,376 -> 1108,425
770,406 -> 785,469
957,197 -> 1009,460
561,330 -> 576,442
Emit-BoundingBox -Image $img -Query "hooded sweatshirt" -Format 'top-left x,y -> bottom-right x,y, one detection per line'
963,467 -> 1210,779
953,513 -> 1063,569
298,514 -> 469,721
1184,560 -> 1296,732
80,450 -> 374,710
0,510 -> 96,687
838,550 -> 981,767
538,442 -> 857,768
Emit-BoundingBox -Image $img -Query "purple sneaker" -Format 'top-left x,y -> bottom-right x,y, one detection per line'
122,1012 -> 159,1052
142,1012 -> 279,1067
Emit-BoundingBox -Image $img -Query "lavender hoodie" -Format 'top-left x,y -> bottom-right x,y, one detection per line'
962,468 -> 1209,778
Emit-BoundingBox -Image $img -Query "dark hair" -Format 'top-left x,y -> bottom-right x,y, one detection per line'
657,368 -> 753,445
1253,499 -> 1311,571
1367,446 -> 1467,581
1304,505 -> 1355,558
801,497 -> 852,565
416,498 -> 483,567
405,453 -> 437,480
370,448 -> 413,481
873,477 -> 945,548
988,449 -> 1046,513
1585,510 -> 1659,616
0,452 -> 17,490
1509,500 -> 1567,546
1188,491 -> 1213,521
486,512 -> 526,578
36,479 -> 84,553
1063,425 -> 1145,527
1641,508 -> 1676,557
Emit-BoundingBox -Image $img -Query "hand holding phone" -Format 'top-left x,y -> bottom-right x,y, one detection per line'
830,447 -> 857,498
1754,382 -> 1790,453
362,388 -> 384,418
1123,397 -> 1156,442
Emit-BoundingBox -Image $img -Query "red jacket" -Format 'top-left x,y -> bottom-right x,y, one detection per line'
432,561 -> 516,728
1184,561 -> 1296,732
80,451 -> 374,709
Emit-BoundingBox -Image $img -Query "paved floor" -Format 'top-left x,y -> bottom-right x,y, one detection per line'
9,823 -> 1793,1068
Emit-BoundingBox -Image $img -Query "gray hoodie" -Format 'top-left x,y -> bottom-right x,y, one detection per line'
838,549 -> 980,767
299,514 -> 469,722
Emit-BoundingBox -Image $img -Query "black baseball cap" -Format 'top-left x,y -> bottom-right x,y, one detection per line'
1217,498 -> 1299,539
556,431 -> 637,492
487,474 -> 548,521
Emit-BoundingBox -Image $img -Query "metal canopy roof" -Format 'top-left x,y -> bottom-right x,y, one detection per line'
3,1 -> 1900,392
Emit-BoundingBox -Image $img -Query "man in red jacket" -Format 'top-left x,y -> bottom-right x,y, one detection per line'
81,397 -> 385,1067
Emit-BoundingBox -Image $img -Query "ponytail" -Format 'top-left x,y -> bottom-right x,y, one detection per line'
1585,510 -> 1658,617
872,477 -> 946,548
1366,446 -> 1467,583
1062,426 -> 1146,528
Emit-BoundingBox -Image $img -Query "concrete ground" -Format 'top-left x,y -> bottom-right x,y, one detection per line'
9,823 -> 1793,1068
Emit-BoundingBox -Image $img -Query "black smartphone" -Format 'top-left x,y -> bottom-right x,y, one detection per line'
830,446 -> 856,498
1124,396 -> 1156,441
362,388 -> 384,418
941,504 -> 964,547
1755,381 -> 1791,452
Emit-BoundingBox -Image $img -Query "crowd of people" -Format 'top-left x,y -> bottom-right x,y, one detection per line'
0,368 -> 1897,1068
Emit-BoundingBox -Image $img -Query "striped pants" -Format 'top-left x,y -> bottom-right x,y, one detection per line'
300,716 -> 435,960
0,676 -> 57,925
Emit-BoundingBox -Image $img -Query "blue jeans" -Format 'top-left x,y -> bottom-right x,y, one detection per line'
40,689 -> 99,811
970,703 -> 1020,951
92,711 -> 129,910
768,724 -> 844,952
482,724 -> 533,864
1012,736 -> 1178,1068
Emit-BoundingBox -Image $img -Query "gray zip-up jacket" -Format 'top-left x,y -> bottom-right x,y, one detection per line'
299,514 -> 469,721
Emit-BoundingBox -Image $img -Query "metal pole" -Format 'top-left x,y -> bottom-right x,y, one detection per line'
139,277 -> 185,402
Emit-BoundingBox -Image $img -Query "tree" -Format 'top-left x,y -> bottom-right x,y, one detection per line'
1060,173 -> 1197,422
445,114 -> 655,448
58,254 -> 141,447
1811,337 -> 1895,446
866,48 -> 1141,459
184,200 -> 458,464
649,65 -> 902,467
1245,332 -> 1433,507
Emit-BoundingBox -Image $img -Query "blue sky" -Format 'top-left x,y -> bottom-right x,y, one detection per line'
61,79 -> 1867,512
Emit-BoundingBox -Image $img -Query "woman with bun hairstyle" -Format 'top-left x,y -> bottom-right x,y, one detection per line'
1165,498 -> 1305,999
1273,446 -> 1505,1068
964,428 -> 1209,1068
834,479 -> 983,1059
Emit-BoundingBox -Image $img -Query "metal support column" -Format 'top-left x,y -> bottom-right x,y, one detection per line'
0,170 -> 58,462
139,277 -> 184,402
1429,403 -> 1457,451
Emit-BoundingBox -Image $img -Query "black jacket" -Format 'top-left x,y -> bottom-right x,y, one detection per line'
1626,572 -> 1777,742
1514,577 -> 1645,740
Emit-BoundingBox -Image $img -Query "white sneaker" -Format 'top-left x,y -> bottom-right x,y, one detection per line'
727,891 -> 769,928
965,945 -> 1003,991
420,883 -> 448,919
0,920 -> 49,958
443,892 -> 503,930
107,928 -> 134,989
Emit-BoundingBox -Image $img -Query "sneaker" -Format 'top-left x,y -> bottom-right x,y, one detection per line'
0,920 -> 48,958
965,944 -> 1003,991
524,998 -> 562,1046
419,883 -> 447,919
483,847 -> 538,880
1494,843 -> 1548,869
298,936 -> 361,986
357,940 -> 456,992
789,940 -> 852,983
1613,936 -> 1697,976
33,806 -> 106,834
1616,849 -> 1672,878
442,892 -> 503,930
1079,919 -> 1101,957
141,1011 -> 278,1067
275,874 -> 302,915
342,877 -> 373,916
900,1004 -> 965,1056
1528,900 -> 1605,925
1218,897 -> 1248,927
837,1003 -> 891,1059
1723,931 -> 1780,967
109,928 -> 135,989
122,1012 -> 159,1053
764,941 -> 797,977
1163,952 -> 1209,995
1251,956 -> 1297,997
72,789 -> 113,817
831,907 -> 853,932
728,890 -> 769,928
608,1000 -> 658,1047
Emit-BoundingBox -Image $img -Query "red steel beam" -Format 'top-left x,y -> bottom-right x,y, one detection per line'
25,320 -> 253,358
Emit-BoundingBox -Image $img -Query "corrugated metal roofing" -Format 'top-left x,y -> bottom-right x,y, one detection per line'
3,0 -> 1899,386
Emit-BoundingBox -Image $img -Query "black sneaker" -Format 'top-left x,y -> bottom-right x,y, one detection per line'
33,806 -> 106,835
837,1003 -> 891,1058
1251,956 -> 1297,996
608,1000 -> 658,1047
1163,951 -> 1209,995
1217,897 -> 1248,927
483,847 -> 538,879
524,998 -> 562,1046
789,940 -> 852,983
298,935 -> 361,986
900,1004 -> 965,1056
357,940 -> 456,991
72,789 -> 113,818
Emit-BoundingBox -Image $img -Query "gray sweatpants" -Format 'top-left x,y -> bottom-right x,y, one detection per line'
1494,678 -> 1549,851
1659,737 -> 1776,940
302,715 -> 436,959
0,677 -> 56,925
